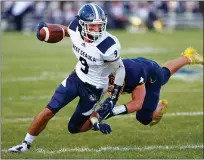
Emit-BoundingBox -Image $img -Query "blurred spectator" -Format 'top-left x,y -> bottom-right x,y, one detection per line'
185,2 -> 199,13
1,1 -> 14,19
134,2 -> 149,21
146,2 -> 160,30
168,1 -> 179,13
108,1 -> 129,29
153,1 -> 169,14
62,2 -> 76,25
129,2 -> 163,31
11,1 -> 34,31
34,1 -> 47,20
47,2 -> 63,24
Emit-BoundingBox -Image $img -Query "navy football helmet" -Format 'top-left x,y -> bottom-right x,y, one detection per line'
77,3 -> 107,42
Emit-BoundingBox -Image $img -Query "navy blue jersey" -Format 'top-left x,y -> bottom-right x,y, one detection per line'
122,57 -> 162,93
120,57 -> 171,124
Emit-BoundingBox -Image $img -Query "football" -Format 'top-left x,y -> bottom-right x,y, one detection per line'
39,24 -> 65,43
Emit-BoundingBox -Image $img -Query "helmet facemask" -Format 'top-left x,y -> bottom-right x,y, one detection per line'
79,18 -> 107,42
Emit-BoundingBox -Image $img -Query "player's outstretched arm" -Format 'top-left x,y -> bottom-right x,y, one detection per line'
98,82 -> 146,120
126,84 -> 146,113
99,58 -> 126,120
36,22 -> 70,43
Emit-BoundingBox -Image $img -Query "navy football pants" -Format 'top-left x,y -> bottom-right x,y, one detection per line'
46,71 -> 104,133
136,66 -> 171,125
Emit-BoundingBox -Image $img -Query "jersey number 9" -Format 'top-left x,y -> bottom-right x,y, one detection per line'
79,56 -> 89,74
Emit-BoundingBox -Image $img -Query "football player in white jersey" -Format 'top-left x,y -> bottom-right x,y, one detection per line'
8,3 -> 125,152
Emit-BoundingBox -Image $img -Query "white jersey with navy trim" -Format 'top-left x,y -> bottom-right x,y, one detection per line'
68,18 -> 121,88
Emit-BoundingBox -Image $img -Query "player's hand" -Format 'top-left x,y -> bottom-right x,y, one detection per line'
98,84 -> 123,120
97,98 -> 115,121
92,122 -> 112,134
36,22 -> 47,41
104,84 -> 123,109
103,97 -> 115,111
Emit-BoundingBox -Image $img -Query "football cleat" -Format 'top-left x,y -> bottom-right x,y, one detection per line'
150,99 -> 168,126
7,141 -> 31,153
181,47 -> 203,65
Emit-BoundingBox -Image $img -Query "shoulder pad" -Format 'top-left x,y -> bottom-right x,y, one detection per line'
68,18 -> 78,32
97,36 -> 116,54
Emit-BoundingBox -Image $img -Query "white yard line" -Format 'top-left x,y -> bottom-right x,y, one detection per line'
2,96 -> 51,101
1,71 -> 69,83
2,144 -> 203,153
1,112 -> 203,123
112,111 -> 204,118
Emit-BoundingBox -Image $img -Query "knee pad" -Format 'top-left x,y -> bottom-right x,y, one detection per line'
136,113 -> 152,125
67,109 -> 91,134
67,122 -> 80,134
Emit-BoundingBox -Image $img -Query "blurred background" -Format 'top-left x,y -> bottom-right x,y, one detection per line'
1,1 -> 204,33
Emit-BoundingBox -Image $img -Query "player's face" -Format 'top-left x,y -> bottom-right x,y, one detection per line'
87,24 -> 102,32
83,22 -> 105,42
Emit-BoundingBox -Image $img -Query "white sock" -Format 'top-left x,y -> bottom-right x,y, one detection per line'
24,133 -> 36,144
112,105 -> 128,115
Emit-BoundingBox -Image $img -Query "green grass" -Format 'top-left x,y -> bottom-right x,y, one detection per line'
1,29 -> 203,159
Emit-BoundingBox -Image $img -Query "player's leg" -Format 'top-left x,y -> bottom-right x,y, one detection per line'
26,108 -> 54,136
151,47 -> 203,125
67,104 -> 95,133
136,66 -> 165,126
8,71 -> 79,153
136,84 -> 161,125
67,82 -> 111,134
81,83 -> 109,132
68,108 -> 92,134
149,48 -> 204,123
79,112 -> 98,132
162,47 -> 203,85
26,79 -> 79,136
163,56 -> 190,76
70,81 -> 101,133
67,93 -> 100,134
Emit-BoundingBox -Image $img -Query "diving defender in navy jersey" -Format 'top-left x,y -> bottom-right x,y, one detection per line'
98,47 -> 203,126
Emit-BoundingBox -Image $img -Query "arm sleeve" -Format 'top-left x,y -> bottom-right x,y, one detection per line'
109,58 -> 125,86
100,36 -> 125,86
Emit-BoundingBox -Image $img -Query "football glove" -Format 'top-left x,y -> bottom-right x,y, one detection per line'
36,22 -> 47,41
97,98 -> 114,121
97,105 -> 114,121
92,122 -> 112,134
98,84 -> 123,120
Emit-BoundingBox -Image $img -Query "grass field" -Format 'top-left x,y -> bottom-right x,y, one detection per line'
1,29 -> 203,159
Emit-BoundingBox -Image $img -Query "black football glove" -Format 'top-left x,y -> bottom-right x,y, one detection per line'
98,84 -> 123,120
